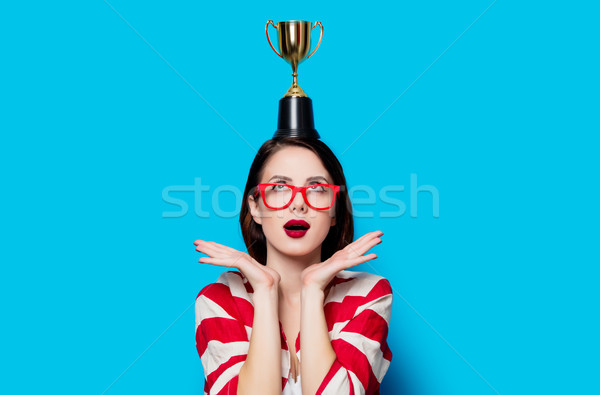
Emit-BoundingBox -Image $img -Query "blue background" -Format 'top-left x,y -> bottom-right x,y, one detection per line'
1,1 -> 598,394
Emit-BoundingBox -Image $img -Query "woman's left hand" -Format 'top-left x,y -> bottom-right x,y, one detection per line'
300,230 -> 384,292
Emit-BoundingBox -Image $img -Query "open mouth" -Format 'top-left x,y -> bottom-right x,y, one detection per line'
284,219 -> 310,237
284,219 -> 310,230
285,224 -> 308,231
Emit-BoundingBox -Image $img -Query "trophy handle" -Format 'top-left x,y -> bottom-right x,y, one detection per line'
265,20 -> 282,58
306,21 -> 323,59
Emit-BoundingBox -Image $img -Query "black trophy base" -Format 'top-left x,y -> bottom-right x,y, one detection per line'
273,96 -> 320,139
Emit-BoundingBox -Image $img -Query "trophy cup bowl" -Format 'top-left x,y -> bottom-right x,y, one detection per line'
266,20 -> 323,98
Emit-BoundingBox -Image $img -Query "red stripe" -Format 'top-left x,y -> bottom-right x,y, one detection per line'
348,368 -> 355,394
332,276 -> 356,286
382,342 -> 392,361
315,358 -> 343,395
331,337 -> 380,394
279,321 -> 289,351
196,326 -> 206,358
207,355 -> 245,392
196,317 -> 248,357
215,372 -> 240,395
197,283 -> 255,327
341,308 -> 391,354
232,297 -> 254,328
324,278 -> 392,331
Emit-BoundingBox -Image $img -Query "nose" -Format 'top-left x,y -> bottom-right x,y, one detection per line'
290,188 -> 307,212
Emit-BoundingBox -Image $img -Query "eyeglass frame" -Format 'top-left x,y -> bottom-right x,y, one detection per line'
253,183 -> 340,210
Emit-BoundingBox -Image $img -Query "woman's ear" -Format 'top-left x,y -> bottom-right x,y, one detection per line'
248,195 -> 262,225
330,216 -> 336,227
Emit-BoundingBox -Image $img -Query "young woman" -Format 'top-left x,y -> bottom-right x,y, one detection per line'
194,136 -> 393,395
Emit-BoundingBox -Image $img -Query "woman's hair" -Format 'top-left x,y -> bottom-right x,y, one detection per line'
239,137 -> 354,265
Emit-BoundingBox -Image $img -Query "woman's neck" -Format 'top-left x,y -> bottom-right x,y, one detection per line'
265,243 -> 321,304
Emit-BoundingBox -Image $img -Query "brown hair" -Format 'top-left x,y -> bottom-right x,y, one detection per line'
239,137 -> 354,265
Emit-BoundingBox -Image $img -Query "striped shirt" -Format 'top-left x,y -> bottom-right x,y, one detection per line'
195,269 -> 393,395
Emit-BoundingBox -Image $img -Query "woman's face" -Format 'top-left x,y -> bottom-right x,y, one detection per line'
248,145 -> 337,259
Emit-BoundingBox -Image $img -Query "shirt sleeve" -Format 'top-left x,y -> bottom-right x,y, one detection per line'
195,274 -> 252,395
316,276 -> 393,395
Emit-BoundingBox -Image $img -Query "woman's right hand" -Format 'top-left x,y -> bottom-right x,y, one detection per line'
193,239 -> 280,292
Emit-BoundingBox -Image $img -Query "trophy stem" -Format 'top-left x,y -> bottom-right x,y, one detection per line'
284,69 -> 307,98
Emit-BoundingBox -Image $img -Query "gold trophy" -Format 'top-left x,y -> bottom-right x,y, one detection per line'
266,20 -> 323,139
266,20 -> 323,98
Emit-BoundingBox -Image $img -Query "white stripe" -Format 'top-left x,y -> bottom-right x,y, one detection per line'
320,366 -> 351,395
348,369 -> 366,394
336,331 -> 391,383
195,294 -> 236,332
325,270 -> 385,304
353,293 -> 392,325
200,339 -> 249,375
210,360 -> 245,395
281,348 -> 290,379
327,295 -> 391,340
217,271 -> 254,305
329,320 -> 351,340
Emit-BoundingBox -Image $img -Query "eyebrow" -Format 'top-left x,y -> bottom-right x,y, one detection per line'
268,175 -> 330,183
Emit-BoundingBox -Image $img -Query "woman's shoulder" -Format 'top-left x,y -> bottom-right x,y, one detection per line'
195,271 -> 255,329
196,270 -> 253,302
328,270 -> 393,303
334,269 -> 392,289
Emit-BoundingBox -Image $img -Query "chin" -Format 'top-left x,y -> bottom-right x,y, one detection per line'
270,238 -> 322,258
280,243 -> 318,257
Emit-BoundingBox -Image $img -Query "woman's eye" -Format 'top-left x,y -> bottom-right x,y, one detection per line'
269,183 -> 288,191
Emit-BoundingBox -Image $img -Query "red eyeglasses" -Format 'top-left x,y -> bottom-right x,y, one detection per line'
254,183 -> 340,210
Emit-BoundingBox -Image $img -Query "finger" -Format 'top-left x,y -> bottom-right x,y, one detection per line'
203,241 -> 242,257
346,236 -> 382,258
352,236 -> 380,254
195,241 -> 219,253
341,233 -> 371,252
205,240 -> 234,250
217,243 -> 243,254
345,230 -> 383,252
343,253 -> 377,269
356,230 -> 383,243
363,237 -> 383,252
355,231 -> 383,248
195,240 -> 226,250
195,242 -> 230,259
350,232 -> 373,245
198,257 -> 238,268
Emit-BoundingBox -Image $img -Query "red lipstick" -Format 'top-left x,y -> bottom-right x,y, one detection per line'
283,219 -> 310,238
